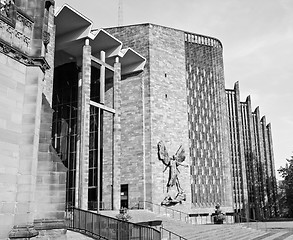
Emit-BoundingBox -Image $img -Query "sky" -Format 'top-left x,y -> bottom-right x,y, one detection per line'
56,0 -> 293,178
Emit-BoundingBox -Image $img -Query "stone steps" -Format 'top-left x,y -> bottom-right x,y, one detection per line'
100,210 -> 293,240
140,210 -> 293,240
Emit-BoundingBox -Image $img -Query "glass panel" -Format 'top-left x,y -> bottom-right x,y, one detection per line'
52,62 -> 79,208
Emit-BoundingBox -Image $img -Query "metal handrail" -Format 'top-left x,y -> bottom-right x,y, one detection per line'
66,207 -> 161,240
130,201 -> 190,239
160,227 -> 188,240
131,201 -> 190,223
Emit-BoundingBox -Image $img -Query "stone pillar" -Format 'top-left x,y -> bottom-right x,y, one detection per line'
112,57 -> 121,210
42,1 -> 56,105
77,39 -> 91,210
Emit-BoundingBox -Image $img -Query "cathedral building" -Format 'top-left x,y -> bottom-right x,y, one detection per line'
106,24 -> 234,214
0,1 -> 278,239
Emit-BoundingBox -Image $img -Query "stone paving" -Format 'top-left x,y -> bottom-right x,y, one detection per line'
66,230 -> 94,239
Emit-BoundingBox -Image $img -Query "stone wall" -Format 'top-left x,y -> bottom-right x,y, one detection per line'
107,24 -> 191,210
0,53 -> 44,239
0,54 -> 27,239
148,25 -> 190,209
0,1 -> 67,238
34,95 -> 67,232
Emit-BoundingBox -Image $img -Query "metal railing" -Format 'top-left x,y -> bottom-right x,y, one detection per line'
66,207 -> 161,240
132,201 -> 190,223
160,227 -> 188,240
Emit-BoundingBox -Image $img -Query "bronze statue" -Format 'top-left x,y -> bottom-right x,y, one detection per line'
157,141 -> 188,206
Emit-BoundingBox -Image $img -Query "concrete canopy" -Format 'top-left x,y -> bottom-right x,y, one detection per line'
55,4 -> 145,75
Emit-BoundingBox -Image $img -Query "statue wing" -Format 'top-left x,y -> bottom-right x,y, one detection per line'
157,141 -> 170,166
175,145 -> 185,163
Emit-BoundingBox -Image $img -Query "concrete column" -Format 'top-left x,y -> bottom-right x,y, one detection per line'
100,51 -> 105,104
112,57 -> 121,210
97,51 -> 105,213
77,39 -> 91,210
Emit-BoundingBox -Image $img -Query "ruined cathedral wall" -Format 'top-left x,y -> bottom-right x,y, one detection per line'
0,54 -> 44,239
0,1 -> 67,238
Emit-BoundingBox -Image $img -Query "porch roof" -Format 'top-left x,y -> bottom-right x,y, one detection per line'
55,4 -> 145,75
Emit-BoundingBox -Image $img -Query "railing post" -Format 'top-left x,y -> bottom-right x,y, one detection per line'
72,208 -> 74,229
92,211 -> 94,234
107,217 -> 110,239
116,219 -> 119,240
78,208 -> 80,230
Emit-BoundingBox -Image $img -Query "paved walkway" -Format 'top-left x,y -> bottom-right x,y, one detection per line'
66,230 -> 94,239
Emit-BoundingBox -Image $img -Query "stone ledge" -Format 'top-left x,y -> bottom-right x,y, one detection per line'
9,225 -> 38,239
34,219 -> 66,231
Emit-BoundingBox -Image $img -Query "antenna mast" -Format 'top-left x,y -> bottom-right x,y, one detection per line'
118,0 -> 123,26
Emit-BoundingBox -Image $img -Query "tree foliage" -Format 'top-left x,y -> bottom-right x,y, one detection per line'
278,155 -> 293,218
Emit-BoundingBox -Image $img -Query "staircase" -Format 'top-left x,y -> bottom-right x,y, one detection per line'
161,214 -> 293,240
101,209 -> 293,240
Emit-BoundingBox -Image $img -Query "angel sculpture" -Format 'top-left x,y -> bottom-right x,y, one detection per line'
157,141 -> 188,206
